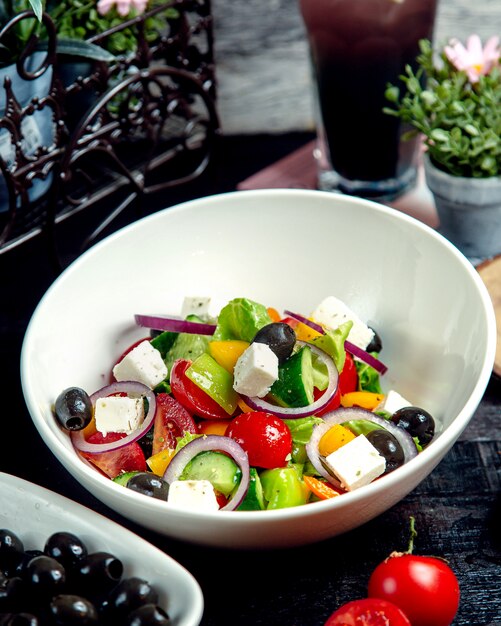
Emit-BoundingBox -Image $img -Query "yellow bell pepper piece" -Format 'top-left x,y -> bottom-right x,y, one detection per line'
81,415 -> 97,439
147,448 -> 176,476
319,424 -> 356,457
237,398 -> 255,413
267,307 -> 281,322
198,419 -> 232,436
208,340 -> 250,373
294,320 -> 323,342
341,391 -> 385,410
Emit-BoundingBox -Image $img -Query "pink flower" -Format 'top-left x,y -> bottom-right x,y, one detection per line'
97,0 -> 148,17
444,34 -> 500,83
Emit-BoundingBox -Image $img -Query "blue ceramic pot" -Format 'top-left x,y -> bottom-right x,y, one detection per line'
0,51 -> 54,213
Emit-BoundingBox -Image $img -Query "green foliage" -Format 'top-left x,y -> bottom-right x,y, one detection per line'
385,39 -> 501,178
46,0 -> 178,58
0,1 -> 45,65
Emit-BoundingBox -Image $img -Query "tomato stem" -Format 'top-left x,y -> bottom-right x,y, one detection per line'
405,515 -> 417,554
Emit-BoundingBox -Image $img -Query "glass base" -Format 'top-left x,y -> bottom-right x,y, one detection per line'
317,165 -> 418,203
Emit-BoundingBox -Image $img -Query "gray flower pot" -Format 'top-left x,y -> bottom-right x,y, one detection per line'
423,154 -> 501,261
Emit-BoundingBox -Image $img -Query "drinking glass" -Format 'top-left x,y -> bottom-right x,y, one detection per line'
299,0 -> 439,201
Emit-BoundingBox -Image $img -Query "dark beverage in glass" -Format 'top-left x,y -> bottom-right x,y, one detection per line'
299,0 -> 438,200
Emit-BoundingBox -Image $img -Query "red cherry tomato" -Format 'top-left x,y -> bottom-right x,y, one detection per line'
80,432 -> 147,479
226,411 -> 293,469
325,598 -> 411,625
368,554 -> 460,626
170,359 -> 229,420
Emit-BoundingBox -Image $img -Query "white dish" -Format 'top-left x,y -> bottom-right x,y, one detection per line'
21,189 -> 497,549
0,472 -> 204,625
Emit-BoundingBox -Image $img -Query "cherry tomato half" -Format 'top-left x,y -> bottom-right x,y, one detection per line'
226,411 -> 293,469
368,554 -> 460,626
80,432 -> 147,479
170,359 -> 229,420
152,393 -> 197,455
325,598 -> 411,626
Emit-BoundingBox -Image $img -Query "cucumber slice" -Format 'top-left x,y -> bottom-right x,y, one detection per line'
269,346 -> 315,408
163,315 -> 212,375
238,468 -> 265,511
180,451 -> 242,497
112,471 -> 140,487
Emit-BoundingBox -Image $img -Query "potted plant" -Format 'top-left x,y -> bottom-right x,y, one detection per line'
385,35 -> 501,261
0,1 -> 55,212
43,0 -> 176,128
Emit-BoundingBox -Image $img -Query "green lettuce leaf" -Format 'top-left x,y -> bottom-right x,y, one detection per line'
283,416 -> 323,464
311,320 -> 353,373
356,354 -> 383,393
213,297 -> 272,343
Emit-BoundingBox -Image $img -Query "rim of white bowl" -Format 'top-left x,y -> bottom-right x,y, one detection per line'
20,189 -> 497,524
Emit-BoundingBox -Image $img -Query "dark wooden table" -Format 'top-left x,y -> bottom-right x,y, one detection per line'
1,133 -> 500,626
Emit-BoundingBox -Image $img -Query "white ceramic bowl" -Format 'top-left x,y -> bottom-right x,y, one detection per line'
21,189 -> 496,549
0,472 -> 204,624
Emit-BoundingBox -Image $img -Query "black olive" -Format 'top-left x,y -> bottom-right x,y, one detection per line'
366,328 -> 383,353
44,532 -> 88,570
391,406 -> 435,446
0,576 -> 26,612
252,322 -> 296,365
14,551 -> 43,577
0,530 -> 25,573
49,594 -> 99,625
366,429 -> 405,474
74,552 -> 123,596
126,473 -> 169,500
108,577 -> 159,617
125,603 -> 172,626
54,388 -> 93,431
23,555 -> 66,600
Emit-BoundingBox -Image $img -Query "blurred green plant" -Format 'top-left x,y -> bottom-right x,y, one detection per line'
46,0 -> 178,60
0,0 -> 44,65
385,36 -> 501,178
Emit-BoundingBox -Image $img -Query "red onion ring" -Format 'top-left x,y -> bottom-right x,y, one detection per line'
283,310 -> 324,334
284,309 -> 388,375
240,341 -> 338,419
163,435 -> 250,511
344,341 -> 388,375
306,407 -> 418,487
134,313 -> 216,336
71,381 -> 156,455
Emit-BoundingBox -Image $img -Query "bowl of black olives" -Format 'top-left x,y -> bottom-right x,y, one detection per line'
20,189 -> 496,549
0,473 -> 203,625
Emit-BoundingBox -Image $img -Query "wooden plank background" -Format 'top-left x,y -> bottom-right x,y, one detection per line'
212,0 -> 501,134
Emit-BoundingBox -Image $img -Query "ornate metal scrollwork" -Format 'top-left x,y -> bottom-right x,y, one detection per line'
0,0 -> 218,263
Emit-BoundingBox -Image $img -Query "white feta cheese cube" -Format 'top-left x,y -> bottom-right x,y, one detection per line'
324,434 -> 386,491
167,480 -> 220,511
312,296 -> 375,350
233,342 -> 279,398
94,395 -> 145,436
181,296 -> 211,319
112,340 -> 167,388
375,390 -> 413,415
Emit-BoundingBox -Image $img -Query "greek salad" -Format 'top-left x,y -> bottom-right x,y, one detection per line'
53,296 -> 436,512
